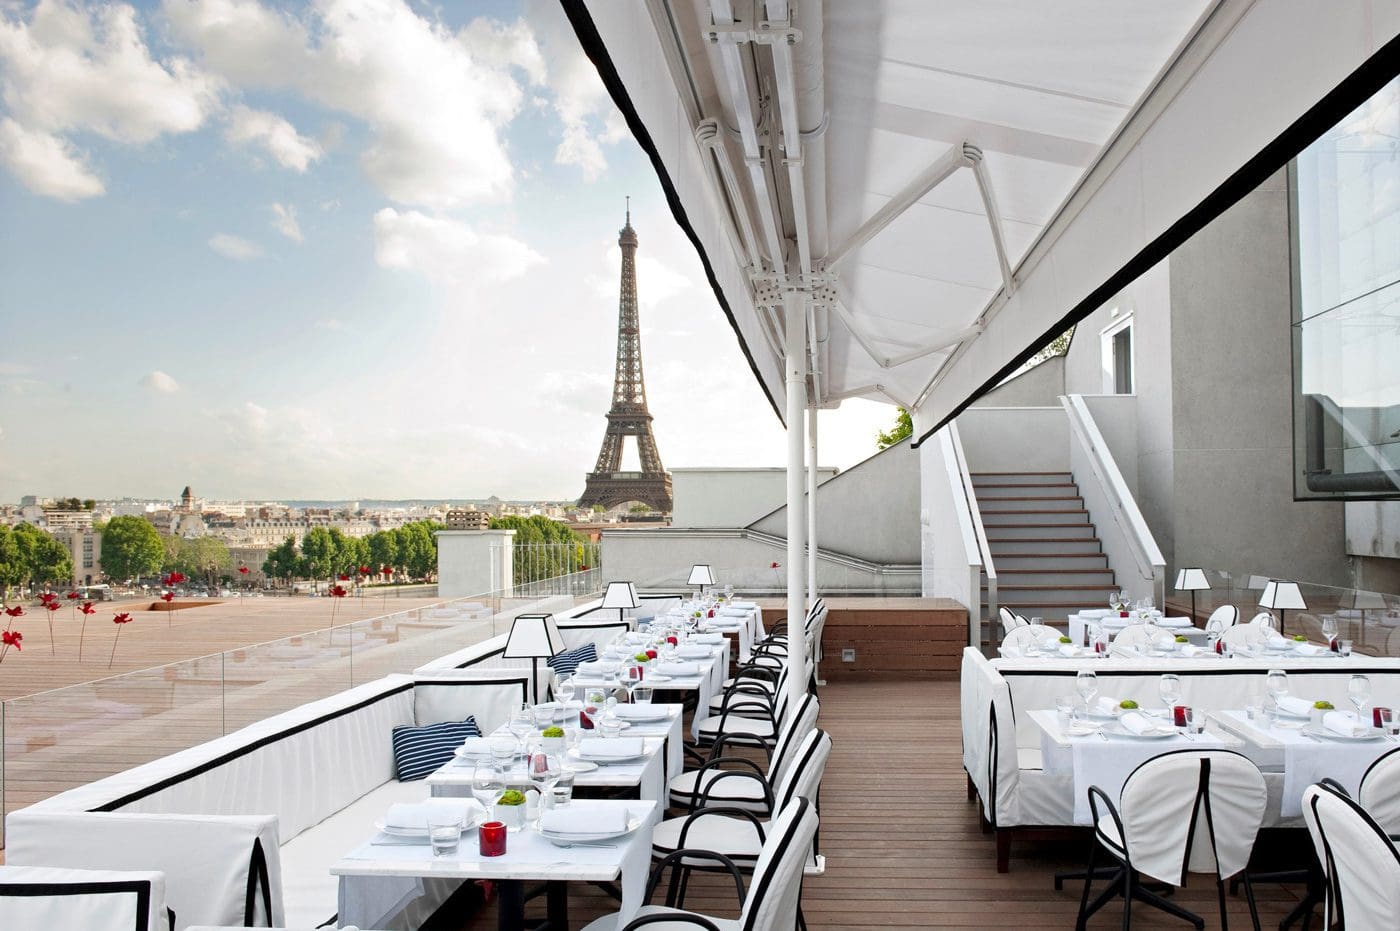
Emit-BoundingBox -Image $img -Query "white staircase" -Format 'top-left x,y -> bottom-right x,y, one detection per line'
973,471 -> 1117,623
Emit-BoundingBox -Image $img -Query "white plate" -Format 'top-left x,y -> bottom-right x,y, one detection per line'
569,747 -> 648,764
374,811 -> 482,838
1303,725 -> 1385,742
613,707 -> 670,722
1104,721 -> 1178,739
454,746 -> 493,759
643,674 -> 673,684
540,813 -> 644,845
563,760 -> 599,773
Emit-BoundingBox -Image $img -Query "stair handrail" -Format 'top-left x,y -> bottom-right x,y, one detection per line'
1062,394 -> 1166,605
936,426 -> 989,646
948,421 -> 997,633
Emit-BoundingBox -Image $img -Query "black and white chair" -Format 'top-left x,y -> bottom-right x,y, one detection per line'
999,624 -> 1060,657
0,866 -> 168,931
670,694 -> 820,814
1219,622 -> 1267,652
1072,750 -> 1267,930
1357,746 -> 1400,839
583,796 -> 818,931
999,607 -> 1028,638
694,675 -> 808,758
1301,781 -> 1400,930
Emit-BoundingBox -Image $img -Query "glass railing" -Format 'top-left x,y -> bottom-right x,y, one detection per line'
1159,568 -> 1399,656
0,573 -> 602,847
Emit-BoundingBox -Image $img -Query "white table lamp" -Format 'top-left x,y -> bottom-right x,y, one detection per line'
601,580 -> 639,626
1258,580 -> 1307,637
687,564 -> 715,595
504,613 -> 565,703
1173,568 -> 1211,622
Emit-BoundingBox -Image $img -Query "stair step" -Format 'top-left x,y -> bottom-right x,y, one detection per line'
971,472 -> 1073,486
983,569 -> 1115,587
973,483 -> 1079,499
978,496 -> 1084,511
986,525 -> 1097,540
991,554 -> 1109,570
994,585 -> 1119,604
981,511 -> 1090,526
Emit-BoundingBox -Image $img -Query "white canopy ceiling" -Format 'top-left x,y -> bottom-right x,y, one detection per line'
562,0 -> 1400,441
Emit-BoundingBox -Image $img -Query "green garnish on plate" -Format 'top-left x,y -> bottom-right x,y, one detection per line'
541,726 -> 564,738
1119,700 -> 1139,710
1313,700 -> 1334,710
498,789 -> 527,806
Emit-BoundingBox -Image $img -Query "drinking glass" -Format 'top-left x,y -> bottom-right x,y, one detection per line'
1339,639 -> 1354,657
1030,616 -> 1044,627
1321,616 -> 1338,643
1055,695 -> 1075,728
1265,669 -> 1289,705
508,709 -> 534,758
632,685 -> 653,705
555,675 -> 577,705
428,813 -> 462,857
1258,613 -> 1277,636
1076,670 -> 1098,712
1158,674 -> 1182,711
1378,708 -> 1399,737
526,752 -> 560,819
472,762 -> 504,810
1348,675 -> 1371,720
551,769 -> 576,807
489,734 -> 517,770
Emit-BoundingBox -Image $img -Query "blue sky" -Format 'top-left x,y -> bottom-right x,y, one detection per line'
0,0 -> 889,501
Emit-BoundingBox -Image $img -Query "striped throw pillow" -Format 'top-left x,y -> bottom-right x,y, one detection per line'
391,716 -> 481,782
546,642 -> 597,678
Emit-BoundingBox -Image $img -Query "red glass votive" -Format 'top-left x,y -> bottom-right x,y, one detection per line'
707,609 -> 715,618
580,707 -> 596,730
479,821 -> 507,857
1214,639 -> 1224,654
630,664 -> 644,681
1093,640 -> 1106,655
1173,705 -> 1190,728
1119,610 -> 1129,618
666,636 -> 678,646
645,649 -> 658,660
1373,707 -> 1392,728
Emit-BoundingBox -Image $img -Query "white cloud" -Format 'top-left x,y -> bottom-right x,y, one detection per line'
373,207 -> 543,287
316,318 -> 342,331
0,0 -> 217,197
208,232 -> 262,260
0,117 -> 103,200
269,202 -> 302,242
588,243 -> 692,308
160,0 -> 309,87
225,104 -> 321,171
459,16 -> 545,85
140,370 -> 180,393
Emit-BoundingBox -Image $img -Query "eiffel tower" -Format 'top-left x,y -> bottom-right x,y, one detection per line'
579,202 -> 673,513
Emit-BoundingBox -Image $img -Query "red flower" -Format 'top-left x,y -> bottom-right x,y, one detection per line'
338,574 -> 350,581
162,571 -> 186,587
358,566 -> 371,575
381,565 -> 393,575
4,606 -> 24,618
2,630 -> 21,651
330,585 -> 348,598
769,561 -> 780,569
578,563 -> 590,571
80,602 -> 97,615
238,566 -> 249,575
112,613 -> 132,624
44,601 -> 60,613
66,591 -> 80,600
39,592 -> 57,604
160,592 -> 175,603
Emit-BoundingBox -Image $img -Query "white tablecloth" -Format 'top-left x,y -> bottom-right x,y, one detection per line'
575,641 -> 730,741
1029,710 -> 1231,824
1068,613 -> 1205,645
334,800 -> 659,930
430,734 -> 669,803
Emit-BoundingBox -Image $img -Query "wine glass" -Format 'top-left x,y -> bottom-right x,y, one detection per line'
1321,616 -> 1338,645
555,674 -> 576,706
508,707 -> 534,752
472,762 -> 503,809
1258,613 -> 1277,636
1076,670 -> 1099,713
621,663 -> 640,699
1159,674 -> 1182,712
1265,669 -> 1289,707
526,751 -> 560,820
1348,674 -> 1371,721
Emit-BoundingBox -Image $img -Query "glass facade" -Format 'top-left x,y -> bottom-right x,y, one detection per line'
1291,77 -> 1400,500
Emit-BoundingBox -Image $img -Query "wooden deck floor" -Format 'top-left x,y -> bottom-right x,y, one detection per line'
452,679 -> 1309,929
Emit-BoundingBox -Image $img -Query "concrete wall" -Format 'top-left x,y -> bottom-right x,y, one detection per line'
917,428 -> 980,619
972,356 -> 1066,407
749,443 -> 919,564
1168,169 -> 1349,586
437,530 -> 514,598
956,407 -> 1070,473
670,467 -> 837,529
1080,395 -> 1140,499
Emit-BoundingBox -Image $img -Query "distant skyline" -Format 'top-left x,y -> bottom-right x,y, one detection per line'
0,0 -> 892,502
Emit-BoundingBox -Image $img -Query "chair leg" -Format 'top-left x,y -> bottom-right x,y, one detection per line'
1075,838 -> 1099,931
1240,872 -> 1261,931
967,773 -> 976,801
1217,878 -> 1230,931
995,828 -> 1011,873
1132,884 -> 1205,929
1122,868 -> 1134,931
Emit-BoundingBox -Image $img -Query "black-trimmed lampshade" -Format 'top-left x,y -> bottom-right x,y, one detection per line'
601,581 -> 639,610
687,564 -> 715,586
503,613 -> 565,658
1174,568 -> 1210,591
1350,590 -> 1388,610
1258,580 -> 1307,611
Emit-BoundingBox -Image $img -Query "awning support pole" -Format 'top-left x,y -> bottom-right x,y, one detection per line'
784,292 -> 809,715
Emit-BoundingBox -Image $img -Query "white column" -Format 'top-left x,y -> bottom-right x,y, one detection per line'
806,405 -> 818,604
784,295 -> 809,715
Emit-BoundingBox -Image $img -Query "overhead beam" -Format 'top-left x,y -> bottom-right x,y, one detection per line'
968,151 -> 1016,297
831,298 -> 982,371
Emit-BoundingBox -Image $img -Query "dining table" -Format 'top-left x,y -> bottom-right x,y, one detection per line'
1067,610 -> 1207,646
574,639 -> 730,740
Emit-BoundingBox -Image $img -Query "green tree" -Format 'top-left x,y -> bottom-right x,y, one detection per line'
0,525 -> 23,598
262,535 -> 303,584
172,537 -> 232,589
13,524 -> 73,586
160,534 -> 183,572
301,527 -> 336,582
367,530 -> 399,577
876,407 -> 913,450
99,516 -> 164,583
489,516 -> 588,583
398,521 -> 438,580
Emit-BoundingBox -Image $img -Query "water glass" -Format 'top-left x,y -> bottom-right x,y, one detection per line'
472,762 -> 504,809
1339,639 -> 1354,657
632,685 -> 653,704
489,734 -> 517,769
1349,674 -> 1371,718
1158,674 -> 1182,711
1378,708 -> 1399,737
1265,669 -> 1289,705
1055,695 -> 1074,728
1076,670 -> 1098,711
599,717 -> 622,739
1184,708 -> 1206,735
551,769 -> 576,806
428,813 -> 462,857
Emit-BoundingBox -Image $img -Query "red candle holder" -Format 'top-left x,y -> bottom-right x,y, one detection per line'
645,649 -> 658,660
630,664 -> 644,681
1373,707 -> 1392,728
479,821 -> 507,857
666,636 -> 678,646
1172,705 -> 1190,728
580,707 -> 596,730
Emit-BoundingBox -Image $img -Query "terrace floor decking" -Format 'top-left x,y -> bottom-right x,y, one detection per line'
456,679 -> 1308,929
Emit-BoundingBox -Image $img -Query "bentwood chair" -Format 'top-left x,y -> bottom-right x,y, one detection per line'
1000,606 -> 1029,638
1204,605 -> 1240,629
1074,750 -> 1267,930
584,797 -> 818,931
1302,781 -> 1400,930
1358,747 -> 1400,838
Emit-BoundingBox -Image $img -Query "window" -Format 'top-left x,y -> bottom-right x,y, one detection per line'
1100,311 -> 1135,395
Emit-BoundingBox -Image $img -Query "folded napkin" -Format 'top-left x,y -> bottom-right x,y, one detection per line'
705,620 -> 742,630
577,737 -> 645,760
1180,645 -> 1207,658
624,633 -> 651,644
1079,609 -> 1113,618
1058,645 -> 1078,657
1276,696 -> 1314,717
576,660 -> 609,675
1119,712 -> 1160,735
1294,643 -> 1328,657
612,703 -> 668,721
458,736 -> 493,756
691,632 -> 724,644
677,645 -> 714,659
1092,697 -> 1122,715
654,661 -> 699,677
719,607 -> 749,617
385,798 -> 480,831
730,601 -> 757,609
540,807 -> 629,835
1322,711 -> 1367,737
1158,616 -> 1192,628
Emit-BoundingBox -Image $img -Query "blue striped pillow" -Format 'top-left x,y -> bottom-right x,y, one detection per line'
546,642 -> 597,678
391,716 -> 481,782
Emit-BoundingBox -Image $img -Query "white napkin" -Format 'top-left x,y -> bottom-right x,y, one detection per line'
1079,609 -> 1113,618
612,703 -> 668,720
1322,711 -> 1367,737
730,601 -> 758,609
691,632 -> 725,644
458,736 -> 493,755
624,632 -> 651,644
1158,616 -> 1192,628
539,807 -> 629,835
1276,696 -> 1314,716
576,660 -> 609,675
654,661 -> 699,677
1058,645 -> 1078,657
1294,643 -> 1328,657
719,607 -> 749,617
1119,711 -> 1158,735
677,645 -> 713,659
1093,697 -> 1122,715
385,798 -> 480,831
577,737 -> 645,760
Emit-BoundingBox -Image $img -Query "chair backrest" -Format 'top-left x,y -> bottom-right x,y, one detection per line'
959,648 -> 1020,827
1358,747 -> 1400,837
1220,623 -> 1265,650
0,866 -> 168,931
773,729 -> 832,810
999,625 -> 1053,656
999,607 -> 1027,637
1205,605 -> 1240,628
739,797 -> 819,931
1249,612 -> 1275,626
1302,782 -> 1400,930
767,694 -> 820,784
1117,750 -> 1267,885
1110,624 -> 1161,651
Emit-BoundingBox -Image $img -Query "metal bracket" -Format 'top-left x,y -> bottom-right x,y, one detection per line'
706,21 -> 802,46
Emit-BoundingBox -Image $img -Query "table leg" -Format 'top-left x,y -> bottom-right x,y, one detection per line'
498,878 -> 525,931
546,880 -> 569,929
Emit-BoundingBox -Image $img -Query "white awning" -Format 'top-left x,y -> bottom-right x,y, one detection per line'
562,0 -> 1400,438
